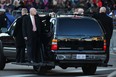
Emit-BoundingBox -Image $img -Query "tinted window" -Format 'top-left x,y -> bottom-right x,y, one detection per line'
56,18 -> 103,36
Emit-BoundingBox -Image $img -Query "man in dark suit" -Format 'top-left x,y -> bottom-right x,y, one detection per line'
22,7 -> 52,63
93,7 -> 113,63
13,8 -> 28,63
41,14 -> 54,61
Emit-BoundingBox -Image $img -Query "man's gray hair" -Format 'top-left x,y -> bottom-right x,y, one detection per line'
22,8 -> 28,14
99,7 -> 106,13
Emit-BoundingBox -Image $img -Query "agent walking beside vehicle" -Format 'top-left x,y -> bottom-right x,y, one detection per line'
93,7 -> 113,63
13,8 -> 28,63
22,7 -> 53,63
22,8 -> 43,63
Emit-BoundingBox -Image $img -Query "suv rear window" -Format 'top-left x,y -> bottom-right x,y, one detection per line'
56,18 -> 103,36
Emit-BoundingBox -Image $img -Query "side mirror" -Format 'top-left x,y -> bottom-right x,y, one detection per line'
1,28 -> 8,33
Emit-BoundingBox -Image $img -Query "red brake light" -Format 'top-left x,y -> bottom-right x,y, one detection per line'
104,45 -> 106,51
51,44 -> 58,50
51,39 -> 58,50
103,40 -> 106,51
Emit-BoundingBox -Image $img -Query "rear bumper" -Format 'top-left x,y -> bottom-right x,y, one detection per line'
56,54 -> 106,61
53,50 -> 107,66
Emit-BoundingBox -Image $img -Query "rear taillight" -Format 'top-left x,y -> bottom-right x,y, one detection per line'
103,40 -> 106,51
51,44 -> 58,50
51,39 -> 58,50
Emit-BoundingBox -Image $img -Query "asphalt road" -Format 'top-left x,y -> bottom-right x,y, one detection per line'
0,53 -> 116,77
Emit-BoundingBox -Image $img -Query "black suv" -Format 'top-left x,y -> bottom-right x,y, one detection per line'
0,15 -> 108,75
50,15 -> 108,74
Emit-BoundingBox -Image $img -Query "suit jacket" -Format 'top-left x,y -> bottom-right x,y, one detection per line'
13,15 -> 27,47
22,14 -> 41,39
93,13 -> 113,39
41,15 -> 53,46
22,14 -> 52,45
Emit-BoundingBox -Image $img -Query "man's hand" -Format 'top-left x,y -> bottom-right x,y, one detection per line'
49,12 -> 55,17
13,37 -> 15,40
24,37 -> 27,40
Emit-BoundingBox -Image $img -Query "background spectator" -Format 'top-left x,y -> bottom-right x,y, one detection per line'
13,0 -> 20,10
0,0 -> 116,20
0,9 -> 7,29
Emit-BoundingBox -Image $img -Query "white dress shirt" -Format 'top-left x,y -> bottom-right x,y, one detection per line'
30,15 -> 37,31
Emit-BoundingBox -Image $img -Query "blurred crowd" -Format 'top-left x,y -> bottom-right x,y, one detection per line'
0,0 -> 116,15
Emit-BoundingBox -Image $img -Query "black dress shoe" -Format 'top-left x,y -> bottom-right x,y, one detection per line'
16,60 -> 20,63
20,60 -> 25,63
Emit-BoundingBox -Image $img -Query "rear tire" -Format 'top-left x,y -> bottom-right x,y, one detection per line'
82,64 -> 97,75
33,66 -> 52,74
0,40 -> 6,70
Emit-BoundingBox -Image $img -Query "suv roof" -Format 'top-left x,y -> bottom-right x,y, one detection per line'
53,14 -> 95,19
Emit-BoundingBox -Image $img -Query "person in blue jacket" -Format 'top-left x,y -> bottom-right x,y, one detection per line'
5,9 -> 15,29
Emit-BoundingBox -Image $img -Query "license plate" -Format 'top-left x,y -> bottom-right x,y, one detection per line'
76,54 -> 86,59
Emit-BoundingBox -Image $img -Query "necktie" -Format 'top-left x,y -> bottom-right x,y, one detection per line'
32,16 -> 37,31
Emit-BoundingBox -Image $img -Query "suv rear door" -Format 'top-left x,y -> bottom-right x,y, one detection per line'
54,17 -> 105,52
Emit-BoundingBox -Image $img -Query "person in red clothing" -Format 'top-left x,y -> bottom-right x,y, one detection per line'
96,0 -> 102,8
92,0 -> 96,4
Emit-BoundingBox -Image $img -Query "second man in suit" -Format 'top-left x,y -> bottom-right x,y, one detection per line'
13,8 -> 28,63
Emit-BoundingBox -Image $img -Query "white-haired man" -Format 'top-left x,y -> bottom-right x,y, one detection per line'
22,8 -> 41,63
22,7 -> 52,63
93,7 -> 113,63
